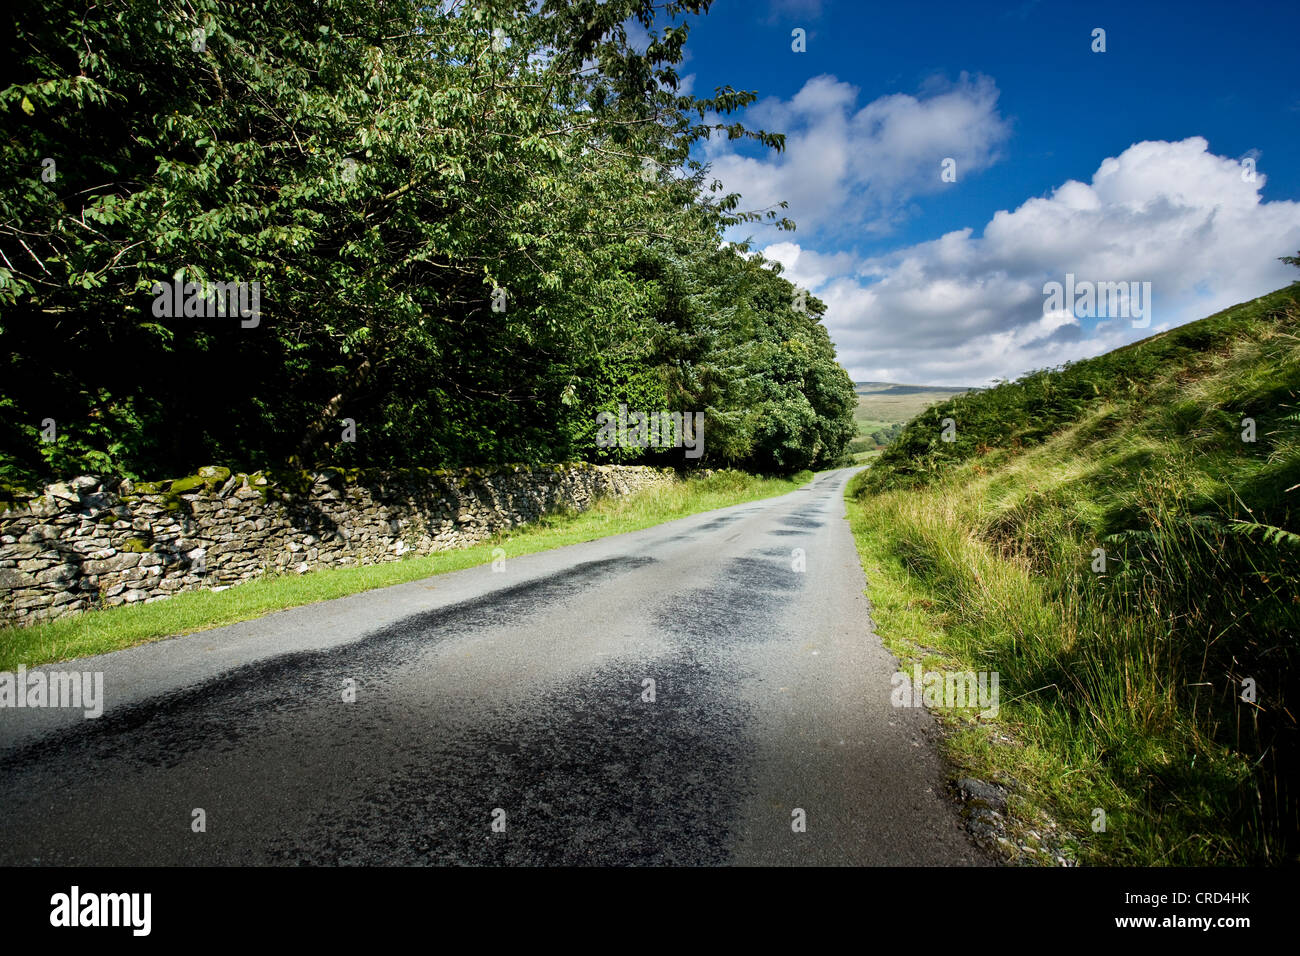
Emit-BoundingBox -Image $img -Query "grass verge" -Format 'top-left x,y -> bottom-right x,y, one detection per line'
847,286 -> 1300,866
1,468 -> 811,670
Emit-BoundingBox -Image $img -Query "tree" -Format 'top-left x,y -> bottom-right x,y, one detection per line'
0,0 -> 851,484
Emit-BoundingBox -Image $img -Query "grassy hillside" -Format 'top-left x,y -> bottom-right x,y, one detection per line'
849,382 -> 974,462
854,381 -> 976,420
848,285 -> 1300,865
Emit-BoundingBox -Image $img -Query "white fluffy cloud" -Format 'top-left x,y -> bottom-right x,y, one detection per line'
766,137 -> 1300,385
706,73 -> 1010,238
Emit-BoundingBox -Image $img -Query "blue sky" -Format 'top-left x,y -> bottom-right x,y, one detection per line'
668,0 -> 1300,384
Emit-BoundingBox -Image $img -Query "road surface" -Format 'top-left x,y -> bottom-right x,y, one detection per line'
0,468 -> 983,865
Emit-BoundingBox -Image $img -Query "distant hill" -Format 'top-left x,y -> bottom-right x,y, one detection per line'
854,381 -> 979,396
854,382 -> 975,423
849,381 -> 975,459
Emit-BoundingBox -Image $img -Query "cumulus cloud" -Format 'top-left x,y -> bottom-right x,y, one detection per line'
765,137 -> 1300,385
706,72 -> 1011,239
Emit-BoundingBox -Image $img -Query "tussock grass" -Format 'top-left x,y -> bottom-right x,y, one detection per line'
1,468 -> 811,670
849,286 -> 1300,865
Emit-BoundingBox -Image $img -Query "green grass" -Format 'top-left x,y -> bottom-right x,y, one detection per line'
853,382 -> 971,447
854,382 -> 974,423
1,468 -> 812,670
852,383 -> 970,451
856,417 -> 896,434
848,284 -> 1300,866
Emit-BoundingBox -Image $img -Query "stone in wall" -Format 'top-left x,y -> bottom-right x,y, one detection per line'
0,463 -> 675,628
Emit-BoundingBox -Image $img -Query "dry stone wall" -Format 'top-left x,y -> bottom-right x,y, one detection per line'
0,463 -> 675,628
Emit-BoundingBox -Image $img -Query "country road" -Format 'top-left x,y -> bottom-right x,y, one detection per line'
0,468 -> 982,866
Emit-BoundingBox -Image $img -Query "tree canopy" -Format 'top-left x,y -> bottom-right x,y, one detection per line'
1,0 -> 856,484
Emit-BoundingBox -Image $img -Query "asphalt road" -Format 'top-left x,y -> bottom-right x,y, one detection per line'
0,468 -> 983,865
